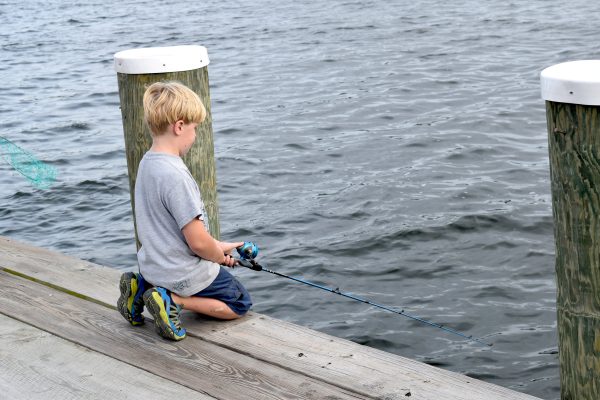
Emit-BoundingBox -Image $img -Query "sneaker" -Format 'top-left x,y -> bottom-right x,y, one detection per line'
143,287 -> 186,341
117,272 -> 146,326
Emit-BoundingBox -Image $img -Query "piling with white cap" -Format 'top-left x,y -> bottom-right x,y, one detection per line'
114,45 -> 220,243
541,60 -> 600,399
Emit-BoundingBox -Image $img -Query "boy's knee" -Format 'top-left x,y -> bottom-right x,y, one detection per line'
212,304 -> 244,320
210,304 -> 228,314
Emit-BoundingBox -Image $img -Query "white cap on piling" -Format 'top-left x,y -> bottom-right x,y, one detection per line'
114,45 -> 210,74
541,60 -> 600,106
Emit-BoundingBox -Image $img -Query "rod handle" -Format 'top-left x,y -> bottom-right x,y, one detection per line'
236,258 -> 263,271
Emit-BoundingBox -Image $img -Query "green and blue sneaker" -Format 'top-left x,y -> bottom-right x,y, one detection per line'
143,287 -> 186,341
117,272 -> 146,326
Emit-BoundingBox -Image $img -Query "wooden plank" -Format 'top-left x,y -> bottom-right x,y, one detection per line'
0,236 -> 122,308
0,269 -> 367,400
0,236 -> 542,399
0,314 -> 213,400
192,314 -> 539,400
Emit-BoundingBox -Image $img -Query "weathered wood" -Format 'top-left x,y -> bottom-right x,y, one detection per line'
192,314 -> 534,400
0,236 -> 120,308
0,236 -> 541,400
0,270 -> 364,400
546,100 -> 600,399
0,314 -> 212,400
117,64 -> 220,244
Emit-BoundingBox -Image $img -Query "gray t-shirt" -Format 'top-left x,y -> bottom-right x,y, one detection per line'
134,151 -> 219,296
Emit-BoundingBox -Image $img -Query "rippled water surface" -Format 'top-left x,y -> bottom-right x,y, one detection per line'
3,1 -> 599,398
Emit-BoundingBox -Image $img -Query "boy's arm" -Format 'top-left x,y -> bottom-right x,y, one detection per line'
182,218 -> 230,265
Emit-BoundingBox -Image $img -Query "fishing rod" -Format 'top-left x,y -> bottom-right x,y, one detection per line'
235,242 -> 492,347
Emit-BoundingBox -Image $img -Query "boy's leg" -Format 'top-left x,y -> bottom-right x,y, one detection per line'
173,266 -> 252,320
117,272 -> 146,326
171,294 -> 242,320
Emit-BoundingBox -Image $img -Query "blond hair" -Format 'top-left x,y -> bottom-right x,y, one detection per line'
143,81 -> 206,135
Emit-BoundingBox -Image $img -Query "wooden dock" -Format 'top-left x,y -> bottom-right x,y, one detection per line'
0,236 -> 542,399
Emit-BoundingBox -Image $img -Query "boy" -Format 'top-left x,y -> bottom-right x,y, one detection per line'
117,81 -> 252,341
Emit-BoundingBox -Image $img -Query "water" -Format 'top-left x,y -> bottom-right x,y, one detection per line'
3,1 -> 598,398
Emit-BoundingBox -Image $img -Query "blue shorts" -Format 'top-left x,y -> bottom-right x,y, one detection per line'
193,267 -> 252,315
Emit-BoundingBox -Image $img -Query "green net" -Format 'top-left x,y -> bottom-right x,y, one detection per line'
0,136 -> 57,189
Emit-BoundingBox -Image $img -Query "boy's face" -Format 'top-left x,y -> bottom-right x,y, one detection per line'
178,121 -> 198,157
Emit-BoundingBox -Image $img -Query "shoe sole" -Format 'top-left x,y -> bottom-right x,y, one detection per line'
143,290 -> 186,341
117,273 -> 144,326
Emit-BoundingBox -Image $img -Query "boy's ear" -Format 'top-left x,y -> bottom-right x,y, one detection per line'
172,120 -> 185,135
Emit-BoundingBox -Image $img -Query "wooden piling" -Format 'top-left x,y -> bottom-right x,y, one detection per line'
541,60 -> 600,399
114,45 -> 220,246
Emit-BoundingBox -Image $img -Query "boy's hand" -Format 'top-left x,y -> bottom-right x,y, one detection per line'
216,241 -> 245,255
215,240 -> 244,268
222,254 -> 237,268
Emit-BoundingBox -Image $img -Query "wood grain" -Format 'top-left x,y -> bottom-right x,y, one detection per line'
0,270 -> 363,400
0,236 -> 122,307
546,100 -> 600,399
0,314 -> 213,400
189,313 -> 538,400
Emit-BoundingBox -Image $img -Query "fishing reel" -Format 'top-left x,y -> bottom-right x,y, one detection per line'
236,241 -> 262,271
237,241 -> 259,260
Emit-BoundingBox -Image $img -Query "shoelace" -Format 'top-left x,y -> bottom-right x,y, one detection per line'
168,302 -> 183,330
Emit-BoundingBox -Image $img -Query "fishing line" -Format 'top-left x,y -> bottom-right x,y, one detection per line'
235,242 -> 492,347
